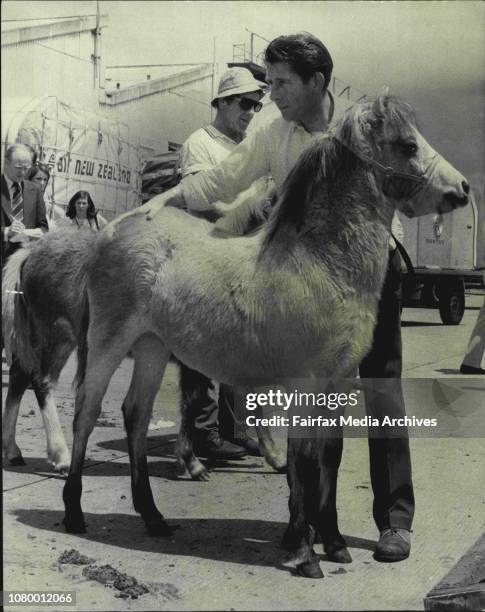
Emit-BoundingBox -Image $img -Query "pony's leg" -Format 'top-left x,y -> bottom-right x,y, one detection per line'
32,336 -> 74,475
122,334 -> 176,535
254,422 -> 287,472
282,438 -> 322,578
175,364 -> 209,481
250,390 -> 286,472
2,358 -> 30,465
315,437 -> 352,564
234,386 -> 286,471
32,381 -> 70,474
63,334 -> 130,533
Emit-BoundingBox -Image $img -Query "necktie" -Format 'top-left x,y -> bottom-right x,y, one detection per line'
11,182 -> 24,223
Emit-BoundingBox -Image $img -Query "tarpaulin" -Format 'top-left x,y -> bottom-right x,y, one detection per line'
2,96 -> 144,219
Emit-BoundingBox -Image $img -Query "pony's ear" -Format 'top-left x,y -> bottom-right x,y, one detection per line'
372,94 -> 390,119
337,106 -> 375,157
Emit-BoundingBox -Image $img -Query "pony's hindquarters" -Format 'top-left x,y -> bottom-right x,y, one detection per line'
2,247 -> 36,466
2,246 -> 72,471
2,247 -> 32,367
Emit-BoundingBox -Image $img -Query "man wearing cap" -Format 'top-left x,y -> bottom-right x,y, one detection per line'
181,67 -> 266,174
179,67 -> 266,461
144,32 -> 415,564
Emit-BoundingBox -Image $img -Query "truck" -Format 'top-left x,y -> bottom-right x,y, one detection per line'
399,176 -> 485,324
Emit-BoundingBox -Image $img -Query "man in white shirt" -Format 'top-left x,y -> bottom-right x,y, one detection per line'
145,32 -> 414,563
179,67 -> 266,460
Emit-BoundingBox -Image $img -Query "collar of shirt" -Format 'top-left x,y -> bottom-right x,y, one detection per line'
204,124 -> 246,147
292,90 -> 335,135
4,175 -> 22,198
3,174 -> 16,196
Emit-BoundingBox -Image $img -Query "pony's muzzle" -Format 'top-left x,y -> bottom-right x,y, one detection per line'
443,180 -> 469,210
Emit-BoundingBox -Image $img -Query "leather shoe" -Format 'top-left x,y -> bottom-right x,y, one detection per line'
460,364 -> 485,375
193,433 -> 247,460
374,528 -> 411,562
229,434 -> 262,456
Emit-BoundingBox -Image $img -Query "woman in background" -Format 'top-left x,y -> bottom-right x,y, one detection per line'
27,162 -> 50,192
26,163 -> 64,229
65,190 -> 107,231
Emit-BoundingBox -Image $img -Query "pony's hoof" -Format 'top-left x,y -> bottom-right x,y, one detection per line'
47,451 -> 71,474
50,458 -> 70,476
145,519 -> 179,537
267,459 -> 286,474
190,469 -> 210,482
9,455 -> 26,466
325,545 -> 352,564
297,560 -> 324,579
190,465 -> 210,481
265,452 -> 287,473
187,461 -> 210,482
63,514 -> 86,534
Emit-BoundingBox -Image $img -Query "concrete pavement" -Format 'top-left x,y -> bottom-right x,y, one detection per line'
3,295 -> 485,611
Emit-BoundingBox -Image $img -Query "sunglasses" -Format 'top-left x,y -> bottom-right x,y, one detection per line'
236,97 -> 263,112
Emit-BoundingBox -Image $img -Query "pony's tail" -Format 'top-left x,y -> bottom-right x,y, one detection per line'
1,247 -> 36,370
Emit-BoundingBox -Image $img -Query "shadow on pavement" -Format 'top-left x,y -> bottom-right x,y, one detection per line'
3,453 -> 269,481
401,321 -> 443,327
3,456 -> 181,480
12,509 -> 375,568
97,432 -> 177,455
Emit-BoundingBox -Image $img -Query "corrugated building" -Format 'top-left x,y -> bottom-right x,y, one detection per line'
2,15 -> 216,155
101,64 -> 214,152
2,16 -> 107,110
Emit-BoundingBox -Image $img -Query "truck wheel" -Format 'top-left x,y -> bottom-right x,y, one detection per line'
437,279 -> 465,325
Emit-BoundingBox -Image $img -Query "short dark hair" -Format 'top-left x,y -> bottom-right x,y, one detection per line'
27,162 -> 51,182
265,32 -> 333,86
66,190 -> 97,219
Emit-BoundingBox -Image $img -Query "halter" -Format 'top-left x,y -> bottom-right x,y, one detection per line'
334,136 -> 434,201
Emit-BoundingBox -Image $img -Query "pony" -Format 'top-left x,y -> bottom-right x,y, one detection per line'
2,227 -> 261,477
2,229 -> 93,473
2,230 -> 232,477
61,95 -> 469,553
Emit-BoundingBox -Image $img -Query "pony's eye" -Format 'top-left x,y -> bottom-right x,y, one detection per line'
400,141 -> 418,157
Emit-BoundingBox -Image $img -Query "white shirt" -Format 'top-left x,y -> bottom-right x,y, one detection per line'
181,98 -> 402,247
182,115 -> 326,212
181,123 -> 272,212
180,125 -> 240,177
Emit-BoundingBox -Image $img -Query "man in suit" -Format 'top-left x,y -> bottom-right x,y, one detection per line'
1,143 -> 48,264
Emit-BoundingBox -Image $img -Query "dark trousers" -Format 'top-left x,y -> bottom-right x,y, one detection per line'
179,366 -> 237,439
359,249 -> 415,531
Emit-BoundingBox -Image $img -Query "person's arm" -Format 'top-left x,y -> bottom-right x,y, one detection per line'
213,177 -> 275,236
145,125 -> 271,219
